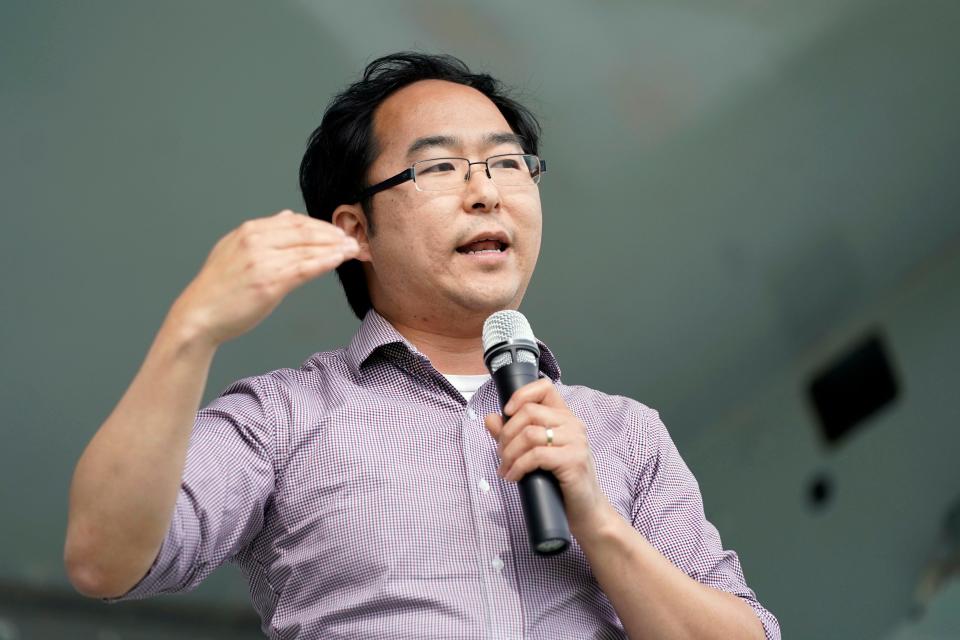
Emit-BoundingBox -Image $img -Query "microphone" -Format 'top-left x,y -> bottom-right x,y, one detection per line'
483,310 -> 571,556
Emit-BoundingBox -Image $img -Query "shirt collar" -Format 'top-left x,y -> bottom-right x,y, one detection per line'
344,309 -> 562,382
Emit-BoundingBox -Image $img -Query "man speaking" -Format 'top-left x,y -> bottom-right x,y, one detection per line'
64,52 -> 780,639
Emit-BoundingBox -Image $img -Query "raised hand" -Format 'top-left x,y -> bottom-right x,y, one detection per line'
170,209 -> 359,347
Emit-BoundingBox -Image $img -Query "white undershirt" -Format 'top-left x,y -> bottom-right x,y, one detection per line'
442,373 -> 491,403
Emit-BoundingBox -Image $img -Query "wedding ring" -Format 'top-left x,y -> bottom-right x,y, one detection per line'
545,427 -> 555,447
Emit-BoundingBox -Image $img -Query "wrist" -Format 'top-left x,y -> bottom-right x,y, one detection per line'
160,302 -> 221,356
570,502 -> 625,550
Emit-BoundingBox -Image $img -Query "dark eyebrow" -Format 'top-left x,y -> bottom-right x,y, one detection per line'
406,135 -> 461,159
405,132 -> 526,159
484,132 -> 525,150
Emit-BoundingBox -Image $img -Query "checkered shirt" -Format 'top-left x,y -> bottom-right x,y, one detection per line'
109,310 -> 780,639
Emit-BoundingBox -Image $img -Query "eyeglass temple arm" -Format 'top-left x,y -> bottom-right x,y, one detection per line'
354,168 -> 414,202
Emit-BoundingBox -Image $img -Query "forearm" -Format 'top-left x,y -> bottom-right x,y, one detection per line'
64,305 -> 217,597
575,506 -> 766,640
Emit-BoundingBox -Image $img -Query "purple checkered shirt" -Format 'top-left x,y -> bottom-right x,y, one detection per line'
111,310 -> 780,639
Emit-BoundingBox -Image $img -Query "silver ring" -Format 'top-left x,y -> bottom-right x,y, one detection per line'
545,427 -> 554,447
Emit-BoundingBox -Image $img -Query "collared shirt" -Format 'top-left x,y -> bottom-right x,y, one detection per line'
111,310 -> 780,639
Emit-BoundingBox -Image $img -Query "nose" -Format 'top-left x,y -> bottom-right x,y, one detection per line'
463,161 -> 501,213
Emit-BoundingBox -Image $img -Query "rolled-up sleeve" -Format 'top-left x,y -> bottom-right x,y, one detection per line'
105,375 -> 278,601
630,406 -> 781,640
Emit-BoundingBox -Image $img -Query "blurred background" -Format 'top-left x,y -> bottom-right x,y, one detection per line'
2,0 -> 959,638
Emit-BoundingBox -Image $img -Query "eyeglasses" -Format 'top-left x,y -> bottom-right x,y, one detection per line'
354,153 -> 546,202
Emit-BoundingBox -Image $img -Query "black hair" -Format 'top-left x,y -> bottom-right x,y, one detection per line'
298,51 -> 542,319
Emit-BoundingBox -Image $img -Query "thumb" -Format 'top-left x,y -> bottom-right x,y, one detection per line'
484,414 -> 504,440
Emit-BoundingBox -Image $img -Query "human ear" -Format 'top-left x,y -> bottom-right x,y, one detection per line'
332,204 -> 372,262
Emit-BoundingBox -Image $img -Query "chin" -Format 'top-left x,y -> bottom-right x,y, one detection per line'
453,286 -> 523,313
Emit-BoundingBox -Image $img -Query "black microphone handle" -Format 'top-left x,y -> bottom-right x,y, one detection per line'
492,362 -> 571,556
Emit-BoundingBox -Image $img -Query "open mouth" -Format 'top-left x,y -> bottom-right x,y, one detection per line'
455,238 -> 509,255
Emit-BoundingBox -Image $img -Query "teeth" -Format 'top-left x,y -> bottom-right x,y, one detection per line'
467,249 -> 501,254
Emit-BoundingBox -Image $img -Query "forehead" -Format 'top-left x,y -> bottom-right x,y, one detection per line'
372,80 -> 514,156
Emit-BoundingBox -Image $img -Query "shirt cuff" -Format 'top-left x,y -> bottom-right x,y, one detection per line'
101,508 -> 185,603
741,594 -> 782,640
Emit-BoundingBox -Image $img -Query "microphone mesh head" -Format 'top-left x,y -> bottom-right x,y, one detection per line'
483,310 -> 538,372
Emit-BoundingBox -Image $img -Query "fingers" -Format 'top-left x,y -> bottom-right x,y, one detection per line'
271,244 -> 358,291
234,210 -> 351,252
498,423 -> 567,476
498,401 -> 562,448
259,225 -> 349,251
226,210 -> 359,290
484,382 -> 591,482
175,209 -> 358,346
484,413 -> 505,440
487,402 -> 569,475
504,378 -> 564,415
500,446 -> 574,483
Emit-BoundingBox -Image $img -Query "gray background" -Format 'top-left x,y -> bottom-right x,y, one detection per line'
1,1 -> 959,638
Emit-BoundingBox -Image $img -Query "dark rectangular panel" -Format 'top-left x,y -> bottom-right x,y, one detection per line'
807,332 -> 899,445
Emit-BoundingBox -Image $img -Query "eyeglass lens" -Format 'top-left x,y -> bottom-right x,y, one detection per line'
413,154 -> 540,191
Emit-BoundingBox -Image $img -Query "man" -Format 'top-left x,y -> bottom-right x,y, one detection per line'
65,52 -> 780,639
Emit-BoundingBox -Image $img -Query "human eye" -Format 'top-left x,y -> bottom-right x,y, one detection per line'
418,159 -> 459,174
489,154 -> 524,171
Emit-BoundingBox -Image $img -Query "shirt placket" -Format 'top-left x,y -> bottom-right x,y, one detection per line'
461,384 -> 525,640
392,349 -> 526,640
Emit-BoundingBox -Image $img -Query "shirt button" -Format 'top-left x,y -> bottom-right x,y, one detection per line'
478,478 -> 491,493
465,406 -> 477,420
491,555 -> 504,571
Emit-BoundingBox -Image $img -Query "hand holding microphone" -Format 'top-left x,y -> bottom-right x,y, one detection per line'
483,311 -> 612,556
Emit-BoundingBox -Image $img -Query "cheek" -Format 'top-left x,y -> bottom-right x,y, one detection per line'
508,193 -> 543,245
372,195 -> 457,266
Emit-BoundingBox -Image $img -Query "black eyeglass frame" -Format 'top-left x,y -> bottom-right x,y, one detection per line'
353,153 -> 546,203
